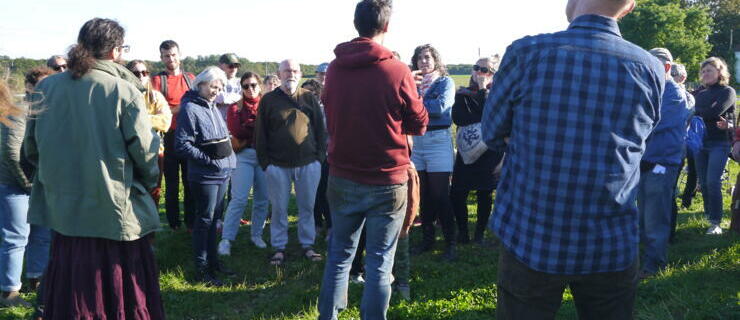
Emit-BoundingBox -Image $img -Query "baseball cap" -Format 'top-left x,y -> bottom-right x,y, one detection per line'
649,48 -> 673,63
219,53 -> 240,65
316,63 -> 329,73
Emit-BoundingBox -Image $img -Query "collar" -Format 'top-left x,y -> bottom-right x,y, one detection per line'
567,14 -> 621,38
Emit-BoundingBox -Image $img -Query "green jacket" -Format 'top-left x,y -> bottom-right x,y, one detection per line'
25,60 -> 161,241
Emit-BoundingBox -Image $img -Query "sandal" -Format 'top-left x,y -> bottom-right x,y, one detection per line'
304,248 -> 323,262
269,251 -> 285,266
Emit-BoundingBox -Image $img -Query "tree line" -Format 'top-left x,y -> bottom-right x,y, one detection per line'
2,0 -> 737,94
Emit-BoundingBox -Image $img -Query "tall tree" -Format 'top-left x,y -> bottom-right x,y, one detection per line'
619,0 -> 713,81
685,0 -> 739,83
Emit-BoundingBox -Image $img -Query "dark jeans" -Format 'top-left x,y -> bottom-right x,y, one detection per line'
450,185 -> 492,241
191,181 -> 228,270
680,152 -> 697,206
314,161 -> 332,229
497,246 -> 638,320
164,129 -> 194,229
418,171 -> 455,246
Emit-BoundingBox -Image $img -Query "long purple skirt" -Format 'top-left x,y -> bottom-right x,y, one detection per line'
42,233 -> 165,320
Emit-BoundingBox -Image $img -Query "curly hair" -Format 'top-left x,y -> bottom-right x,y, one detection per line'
25,67 -> 54,87
411,44 -> 447,76
67,18 -> 125,79
0,81 -> 22,126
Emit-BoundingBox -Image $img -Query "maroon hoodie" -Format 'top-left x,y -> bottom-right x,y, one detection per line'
323,37 -> 428,185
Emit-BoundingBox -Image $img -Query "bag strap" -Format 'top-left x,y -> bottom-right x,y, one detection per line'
183,72 -> 194,90
158,73 -> 168,99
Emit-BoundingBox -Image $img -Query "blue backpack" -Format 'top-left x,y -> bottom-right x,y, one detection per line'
686,116 -> 705,154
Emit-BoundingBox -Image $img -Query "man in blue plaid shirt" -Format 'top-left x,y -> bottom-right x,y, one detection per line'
482,0 -> 665,318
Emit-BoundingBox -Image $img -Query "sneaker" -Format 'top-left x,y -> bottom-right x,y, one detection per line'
706,224 -> 723,235
0,291 -> 31,307
195,270 -> 223,287
210,261 -> 236,277
395,283 -> 411,301
218,239 -> 231,256
251,236 -> 267,249
349,274 -> 365,285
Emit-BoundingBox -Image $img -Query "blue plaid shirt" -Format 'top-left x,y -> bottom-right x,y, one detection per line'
482,15 -> 665,275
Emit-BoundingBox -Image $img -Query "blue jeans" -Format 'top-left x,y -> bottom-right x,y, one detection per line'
0,184 -> 51,292
318,176 -> 407,320
694,140 -> 730,224
637,165 -> 680,274
222,148 -> 269,241
191,180 -> 228,269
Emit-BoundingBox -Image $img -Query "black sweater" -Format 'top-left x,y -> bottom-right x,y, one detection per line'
693,84 -> 737,142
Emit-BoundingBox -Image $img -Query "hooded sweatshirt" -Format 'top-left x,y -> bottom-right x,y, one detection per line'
323,37 -> 428,185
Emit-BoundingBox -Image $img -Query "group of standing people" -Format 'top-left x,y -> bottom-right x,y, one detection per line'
0,0 -> 737,319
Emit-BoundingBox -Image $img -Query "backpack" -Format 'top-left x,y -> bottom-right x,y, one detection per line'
686,116 -> 705,154
157,71 -> 194,99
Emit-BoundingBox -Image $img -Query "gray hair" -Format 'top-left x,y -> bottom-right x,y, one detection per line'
671,63 -> 687,80
46,55 -> 65,68
192,66 -> 227,89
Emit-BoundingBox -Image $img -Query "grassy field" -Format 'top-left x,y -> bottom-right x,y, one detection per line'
2,161 -> 739,319
1,89 -> 739,319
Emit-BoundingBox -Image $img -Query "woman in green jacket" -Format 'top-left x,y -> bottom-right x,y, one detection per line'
25,18 -> 164,319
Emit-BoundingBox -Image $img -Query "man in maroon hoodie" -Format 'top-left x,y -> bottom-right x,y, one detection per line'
317,1 -> 428,319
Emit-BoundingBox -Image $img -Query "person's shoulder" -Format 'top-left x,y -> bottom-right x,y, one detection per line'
719,85 -> 736,95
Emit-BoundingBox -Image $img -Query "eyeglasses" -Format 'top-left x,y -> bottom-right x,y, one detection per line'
53,64 -> 67,72
118,45 -> 131,53
227,64 -> 239,69
242,83 -> 259,90
473,65 -> 493,74
133,70 -> 149,77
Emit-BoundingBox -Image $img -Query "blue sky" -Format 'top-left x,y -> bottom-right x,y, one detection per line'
0,0 -> 569,64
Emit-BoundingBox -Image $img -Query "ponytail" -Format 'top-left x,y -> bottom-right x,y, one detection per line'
67,44 -> 96,80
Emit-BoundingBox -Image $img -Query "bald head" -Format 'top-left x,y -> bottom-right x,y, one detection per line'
278,59 -> 302,94
566,0 -> 635,22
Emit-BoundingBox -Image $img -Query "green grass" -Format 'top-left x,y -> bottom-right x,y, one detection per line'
3,163 -> 739,319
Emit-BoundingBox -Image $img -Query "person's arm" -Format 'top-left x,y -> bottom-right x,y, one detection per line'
422,76 -> 455,119
148,90 -> 172,133
1,116 -> 32,193
173,105 -> 212,166
120,96 -> 160,190
399,72 -> 429,136
698,87 -> 737,120
311,96 -> 327,163
400,162 -> 419,238
254,99 -> 270,170
482,45 -> 522,152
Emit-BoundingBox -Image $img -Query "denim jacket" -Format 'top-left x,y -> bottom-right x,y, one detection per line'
421,76 -> 455,127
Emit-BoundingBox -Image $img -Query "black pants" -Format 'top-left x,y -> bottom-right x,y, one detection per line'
496,246 -> 638,320
314,161 -> 331,229
163,129 -> 194,229
419,171 -> 456,246
680,153 -> 697,206
450,185 -> 492,242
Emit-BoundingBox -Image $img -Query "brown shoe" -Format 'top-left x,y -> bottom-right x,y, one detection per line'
0,291 -> 31,308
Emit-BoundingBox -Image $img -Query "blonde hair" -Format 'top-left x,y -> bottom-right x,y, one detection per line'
0,80 -> 21,126
700,57 -> 731,86
477,54 -> 501,74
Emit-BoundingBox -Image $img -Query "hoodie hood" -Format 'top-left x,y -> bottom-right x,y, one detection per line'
92,60 -> 146,92
180,89 -> 211,109
333,37 -> 395,69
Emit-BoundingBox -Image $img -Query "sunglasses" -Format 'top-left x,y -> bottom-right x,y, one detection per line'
118,45 -> 131,53
228,64 -> 240,69
133,70 -> 149,77
242,83 -> 259,90
53,65 -> 67,72
473,65 -> 493,74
